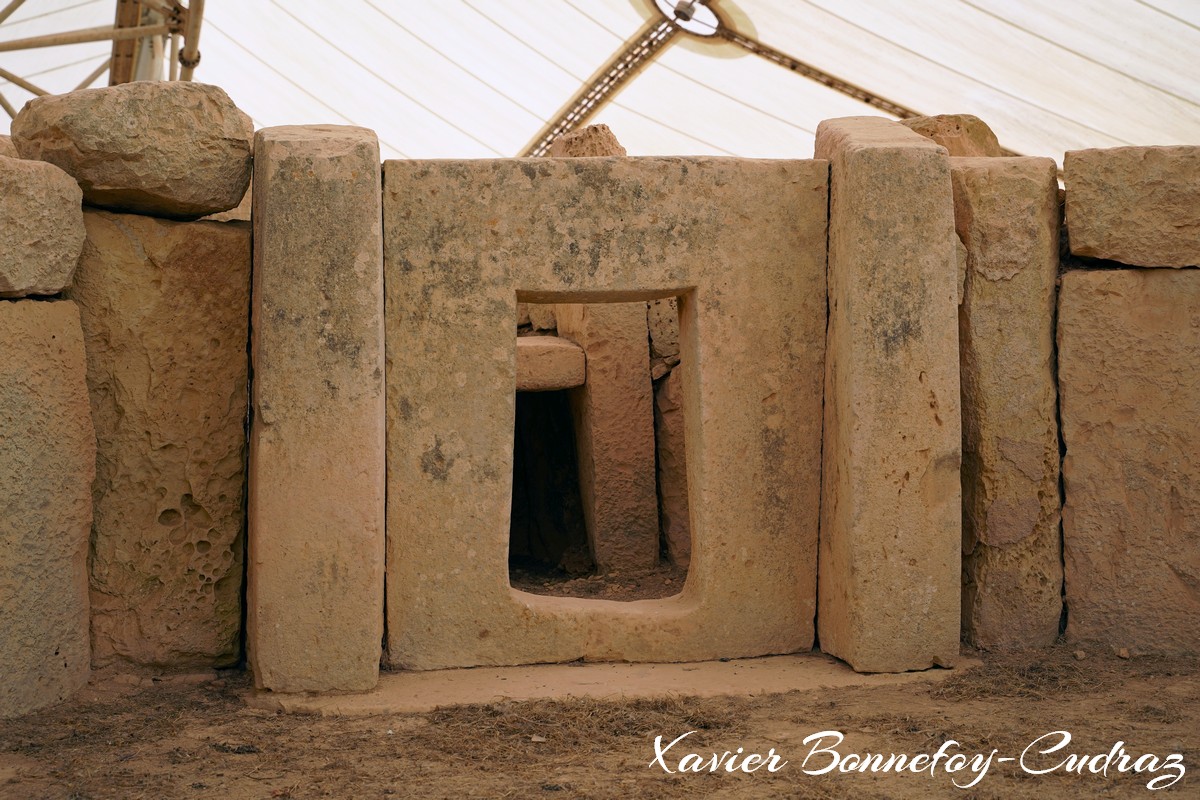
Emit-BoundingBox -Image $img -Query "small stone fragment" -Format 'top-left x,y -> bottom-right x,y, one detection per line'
11,82 -> 252,219
900,114 -> 1003,157
1073,650 -> 1087,661
0,134 -> 17,158
0,156 -> 85,297
1117,648 -> 1131,660
548,124 -> 627,157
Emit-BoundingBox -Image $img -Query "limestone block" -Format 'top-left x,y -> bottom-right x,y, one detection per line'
555,302 -> 659,573
815,117 -> 961,673
11,82 -> 252,220
648,297 -> 681,380
900,115 -> 1003,157
385,156 -> 827,670
548,124 -> 628,157
1065,146 -> 1200,267
0,156 -> 85,297
655,368 -> 690,568
248,126 -> 385,693
515,335 -> 585,391
952,157 -> 1062,650
1058,269 -> 1200,655
0,301 -> 95,718
67,210 -> 250,668
527,304 -> 557,331
0,134 -> 17,158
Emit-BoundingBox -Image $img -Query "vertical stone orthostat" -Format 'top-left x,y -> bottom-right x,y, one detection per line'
816,117 -> 962,673
0,300 -> 95,718
952,157 -> 1062,650
248,125 -> 385,692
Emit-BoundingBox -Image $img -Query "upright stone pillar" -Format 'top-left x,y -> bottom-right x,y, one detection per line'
1,301 -> 95,718
951,157 -> 1062,649
248,126 -> 385,692
816,117 -> 961,672
548,125 -> 658,573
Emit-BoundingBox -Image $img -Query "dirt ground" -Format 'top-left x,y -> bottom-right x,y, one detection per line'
2,646 -> 1196,799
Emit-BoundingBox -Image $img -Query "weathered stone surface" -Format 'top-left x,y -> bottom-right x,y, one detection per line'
67,210 -> 249,668
655,368 -> 691,568
548,124 -> 628,157
0,301 -> 95,718
515,335 -> 585,391
385,157 -> 827,670
0,156 -> 84,297
11,82 -> 252,219
1065,146 -> 1200,267
648,297 -> 681,380
555,302 -> 659,573
816,117 -> 961,673
1058,269 -> 1200,655
952,157 -> 1062,650
0,134 -> 17,158
900,114 -> 1003,157
203,179 -> 252,223
248,126 -> 385,692
527,303 -> 557,331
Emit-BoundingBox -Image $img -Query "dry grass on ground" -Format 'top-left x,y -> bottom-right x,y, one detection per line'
1,646 -> 1196,799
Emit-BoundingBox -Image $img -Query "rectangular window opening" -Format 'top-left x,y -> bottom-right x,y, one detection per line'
509,297 -> 691,601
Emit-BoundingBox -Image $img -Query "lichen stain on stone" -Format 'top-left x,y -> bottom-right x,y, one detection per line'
871,280 -> 926,356
420,435 -> 455,481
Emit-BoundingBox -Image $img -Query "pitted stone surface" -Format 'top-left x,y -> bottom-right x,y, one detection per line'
548,124 -> 628,157
1065,146 -> 1200,267
248,126 -> 385,693
816,117 -> 961,673
515,335 -> 585,391
900,115 -> 1003,157
1059,269 -> 1200,655
0,301 -> 95,718
67,210 -> 250,668
952,157 -> 1062,650
384,156 -> 827,670
0,156 -> 84,297
11,82 -> 252,219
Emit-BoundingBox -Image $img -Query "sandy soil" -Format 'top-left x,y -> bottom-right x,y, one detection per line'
1,646 -> 1196,799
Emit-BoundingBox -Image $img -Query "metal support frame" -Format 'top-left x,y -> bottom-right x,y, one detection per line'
0,0 -> 204,107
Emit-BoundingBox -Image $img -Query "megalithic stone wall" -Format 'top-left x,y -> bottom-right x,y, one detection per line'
247,126 -> 386,693
951,157 -> 1063,649
815,117 -> 962,673
68,211 -> 250,668
0,301 -> 95,718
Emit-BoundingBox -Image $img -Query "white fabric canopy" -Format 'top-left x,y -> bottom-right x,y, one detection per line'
2,0 -> 1198,163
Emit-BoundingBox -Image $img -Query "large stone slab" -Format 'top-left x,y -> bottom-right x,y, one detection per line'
1058,269 -> 1200,655
0,156 -> 85,297
515,335 -> 585,391
816,117 -> 961,673
900,115 -> 1003,157
11,82 -> 252,220
555,302 -> 659,572
385,157 -> 827,670
0,300 -> 95,718
67,210 -> 250,668
247,126 -> 385,693
1065,146 -> 1200,267
952,157 -> 1062,650
655,368 -> 691,568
